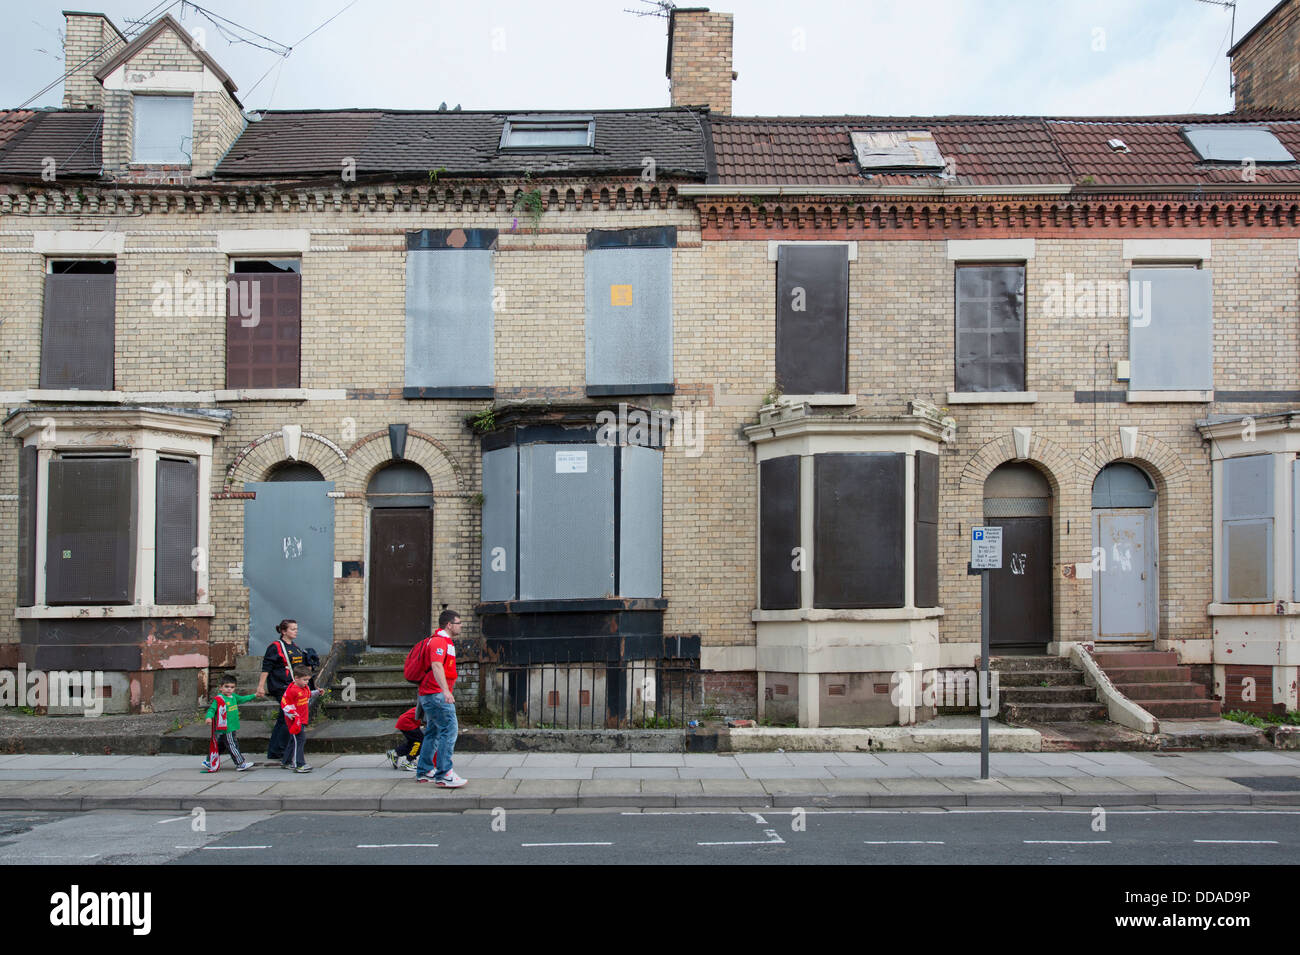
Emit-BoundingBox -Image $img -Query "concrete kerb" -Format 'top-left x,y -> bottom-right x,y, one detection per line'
725,726 -> 1042,753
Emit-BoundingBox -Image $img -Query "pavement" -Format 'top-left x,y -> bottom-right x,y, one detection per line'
6,749 -> 1300,811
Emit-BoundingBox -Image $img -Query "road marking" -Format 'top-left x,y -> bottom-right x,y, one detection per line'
699,829 -> 785,846
864,840 -> 945,845
1194,839 -> 1279,844
357,843 -> 439,848
156,816 -> 190,825
199,845 -> 272,850
520,841 -> 612,847
748,812 -> 768,825
1023,840 -> 1111,845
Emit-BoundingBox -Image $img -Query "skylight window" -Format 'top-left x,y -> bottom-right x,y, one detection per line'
1183,126 -> 1295,163
500,115 -> 594,150
850,130 -> 946,172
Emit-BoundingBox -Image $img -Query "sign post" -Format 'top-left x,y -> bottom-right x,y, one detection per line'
969,526 -> 1002,781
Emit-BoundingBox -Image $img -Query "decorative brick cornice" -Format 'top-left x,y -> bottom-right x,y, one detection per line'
697,195 -> 1300,238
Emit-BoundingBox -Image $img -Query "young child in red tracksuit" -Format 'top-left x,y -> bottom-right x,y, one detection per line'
280,664 -> 323,773
386,706 -> 431,772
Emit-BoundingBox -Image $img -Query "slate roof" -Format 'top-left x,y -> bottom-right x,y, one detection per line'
213,108 -> 710,180
0,109 -> 102,178
708,113 -> 1300,188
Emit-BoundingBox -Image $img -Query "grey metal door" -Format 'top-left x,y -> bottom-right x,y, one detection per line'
243,481 -> 335,659
1092,509 -> 1155,641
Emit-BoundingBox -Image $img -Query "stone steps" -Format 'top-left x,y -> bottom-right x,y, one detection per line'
1094,651 -> 1220,720
1000,686 -> 1098,704
1001,701 -> 1109,723
988,656 -> 1107,724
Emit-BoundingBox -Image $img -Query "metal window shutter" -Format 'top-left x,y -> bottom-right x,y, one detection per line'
1128,268 -> 1213,391
155,458 -> 197,604
813,453 -> 905,608
17,445 -> 36,607
619,445 -> 663,598
406,248 -> 495,388
584,246 -> 673,389
519,444 -> 614,599
480,446 -> 518,601
40,274 -> 115,389
914,450 -> 939,608
46,458 -> 136,604
760,455 -> 801,610
1223,454 -> 1274,601
776,245 -> 848,394
955,266 -> 1024,392
226,273 -> 300,388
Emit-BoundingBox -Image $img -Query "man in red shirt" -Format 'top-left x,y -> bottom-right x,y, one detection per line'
415,610 -> 467,788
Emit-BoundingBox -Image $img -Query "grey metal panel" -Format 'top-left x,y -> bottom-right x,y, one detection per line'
1183,126 -> 1295,163
813,453 -> 905,609
1092,462 -> 1157,508
956,266 -> 1024,392
1128,268 -> 1213,391
914,451 -> 938,608
1225,520 -> 1273,602
41,274 -> 115,389
1224,454 -> 1272,519
405,248 -> 494,388
481,446 -> 518,602
46,458 -> 135,605
1294,461 -> 1299,602
243,481 -> 335,659
585,247 -> 672,387
760,455 -> 801,610
776,245 -> 848,394
17,445 -> 35,607
519,444 -> 614,599
619,445 -> 663,598
155,458 -> 197,605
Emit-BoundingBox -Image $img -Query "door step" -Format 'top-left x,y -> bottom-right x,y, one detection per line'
1094,651 -> 1221,720
986,656 -> 1107,724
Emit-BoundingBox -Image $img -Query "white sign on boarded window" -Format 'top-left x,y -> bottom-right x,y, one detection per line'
555,450 -> 588,473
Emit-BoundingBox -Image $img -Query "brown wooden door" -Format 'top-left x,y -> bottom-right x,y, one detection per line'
986,516 -> 1052,651
368,507 -> 432,647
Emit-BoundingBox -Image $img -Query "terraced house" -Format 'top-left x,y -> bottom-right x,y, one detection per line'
5,5 -> 1300,731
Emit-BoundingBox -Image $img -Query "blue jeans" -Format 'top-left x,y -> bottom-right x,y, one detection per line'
416,695 -> 457,779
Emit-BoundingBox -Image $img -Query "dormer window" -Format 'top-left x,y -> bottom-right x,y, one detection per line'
500,115 -> 594,150
132,94 -> 193,164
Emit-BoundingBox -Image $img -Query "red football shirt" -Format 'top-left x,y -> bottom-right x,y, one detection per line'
417,629 -> 457,696
396,707 -> 421,732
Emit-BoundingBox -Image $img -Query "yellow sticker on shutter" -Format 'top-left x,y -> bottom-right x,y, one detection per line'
610,284 -> 633,306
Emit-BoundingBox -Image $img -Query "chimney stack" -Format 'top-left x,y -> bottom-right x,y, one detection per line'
1230,0 -> 1300,111
62,12 -> 127,109
666,8 -> 735,115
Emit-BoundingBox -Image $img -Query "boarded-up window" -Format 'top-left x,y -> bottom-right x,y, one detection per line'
914,451 -> 939,608
405,229 -> 497,398
1222,454 -> 1272,602
776,245 -> 848,395
46,457 -> 136,605
481,446 -> 518,601
133,94 -> 193,164
814,453 -> 905,608
519,444 -> 615,599
17,445 -> 36,607
760,455 -> 801,610
620,445 -> 663,598
1129,267 -> 1213,391
956,265 -> 1024,392
585,228 -> 674,396
155,458 -> 197,604
40,266 -> 116,389
226,269 -> 301,388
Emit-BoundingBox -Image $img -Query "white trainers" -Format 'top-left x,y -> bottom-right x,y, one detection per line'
434,771 -> 468,789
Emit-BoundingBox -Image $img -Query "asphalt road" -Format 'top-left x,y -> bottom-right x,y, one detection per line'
2,807 -> 1299,865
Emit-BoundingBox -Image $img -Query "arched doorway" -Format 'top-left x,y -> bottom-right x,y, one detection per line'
983,463 -> 1053,653
366,462 -> 434,648
1091,462 -> 1158,643
267,462 -> 324,482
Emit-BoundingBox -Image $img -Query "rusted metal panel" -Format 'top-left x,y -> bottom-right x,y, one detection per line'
760,455 -> 800,610
46,457 -> 136,605
17,445 -> 36,607
40,273 -> 115,389
956,265 -> 1024,392
155,457 -> 197,605
367,507 -> 432,647
813,453 -> 904,608
226,273 -> 301,388
914,450 -> 939,608
776,244 -> 848,394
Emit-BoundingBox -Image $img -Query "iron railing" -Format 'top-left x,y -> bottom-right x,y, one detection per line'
481,659 -> 700,729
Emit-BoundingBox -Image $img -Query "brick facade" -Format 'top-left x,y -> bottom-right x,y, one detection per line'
1231,0 -> 1300,112
668,9 -> 734,115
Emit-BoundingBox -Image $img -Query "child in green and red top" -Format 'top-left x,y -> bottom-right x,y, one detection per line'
203,676 -> 260,773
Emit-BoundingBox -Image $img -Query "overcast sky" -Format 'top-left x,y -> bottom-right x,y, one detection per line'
0,0 -> 1284,117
